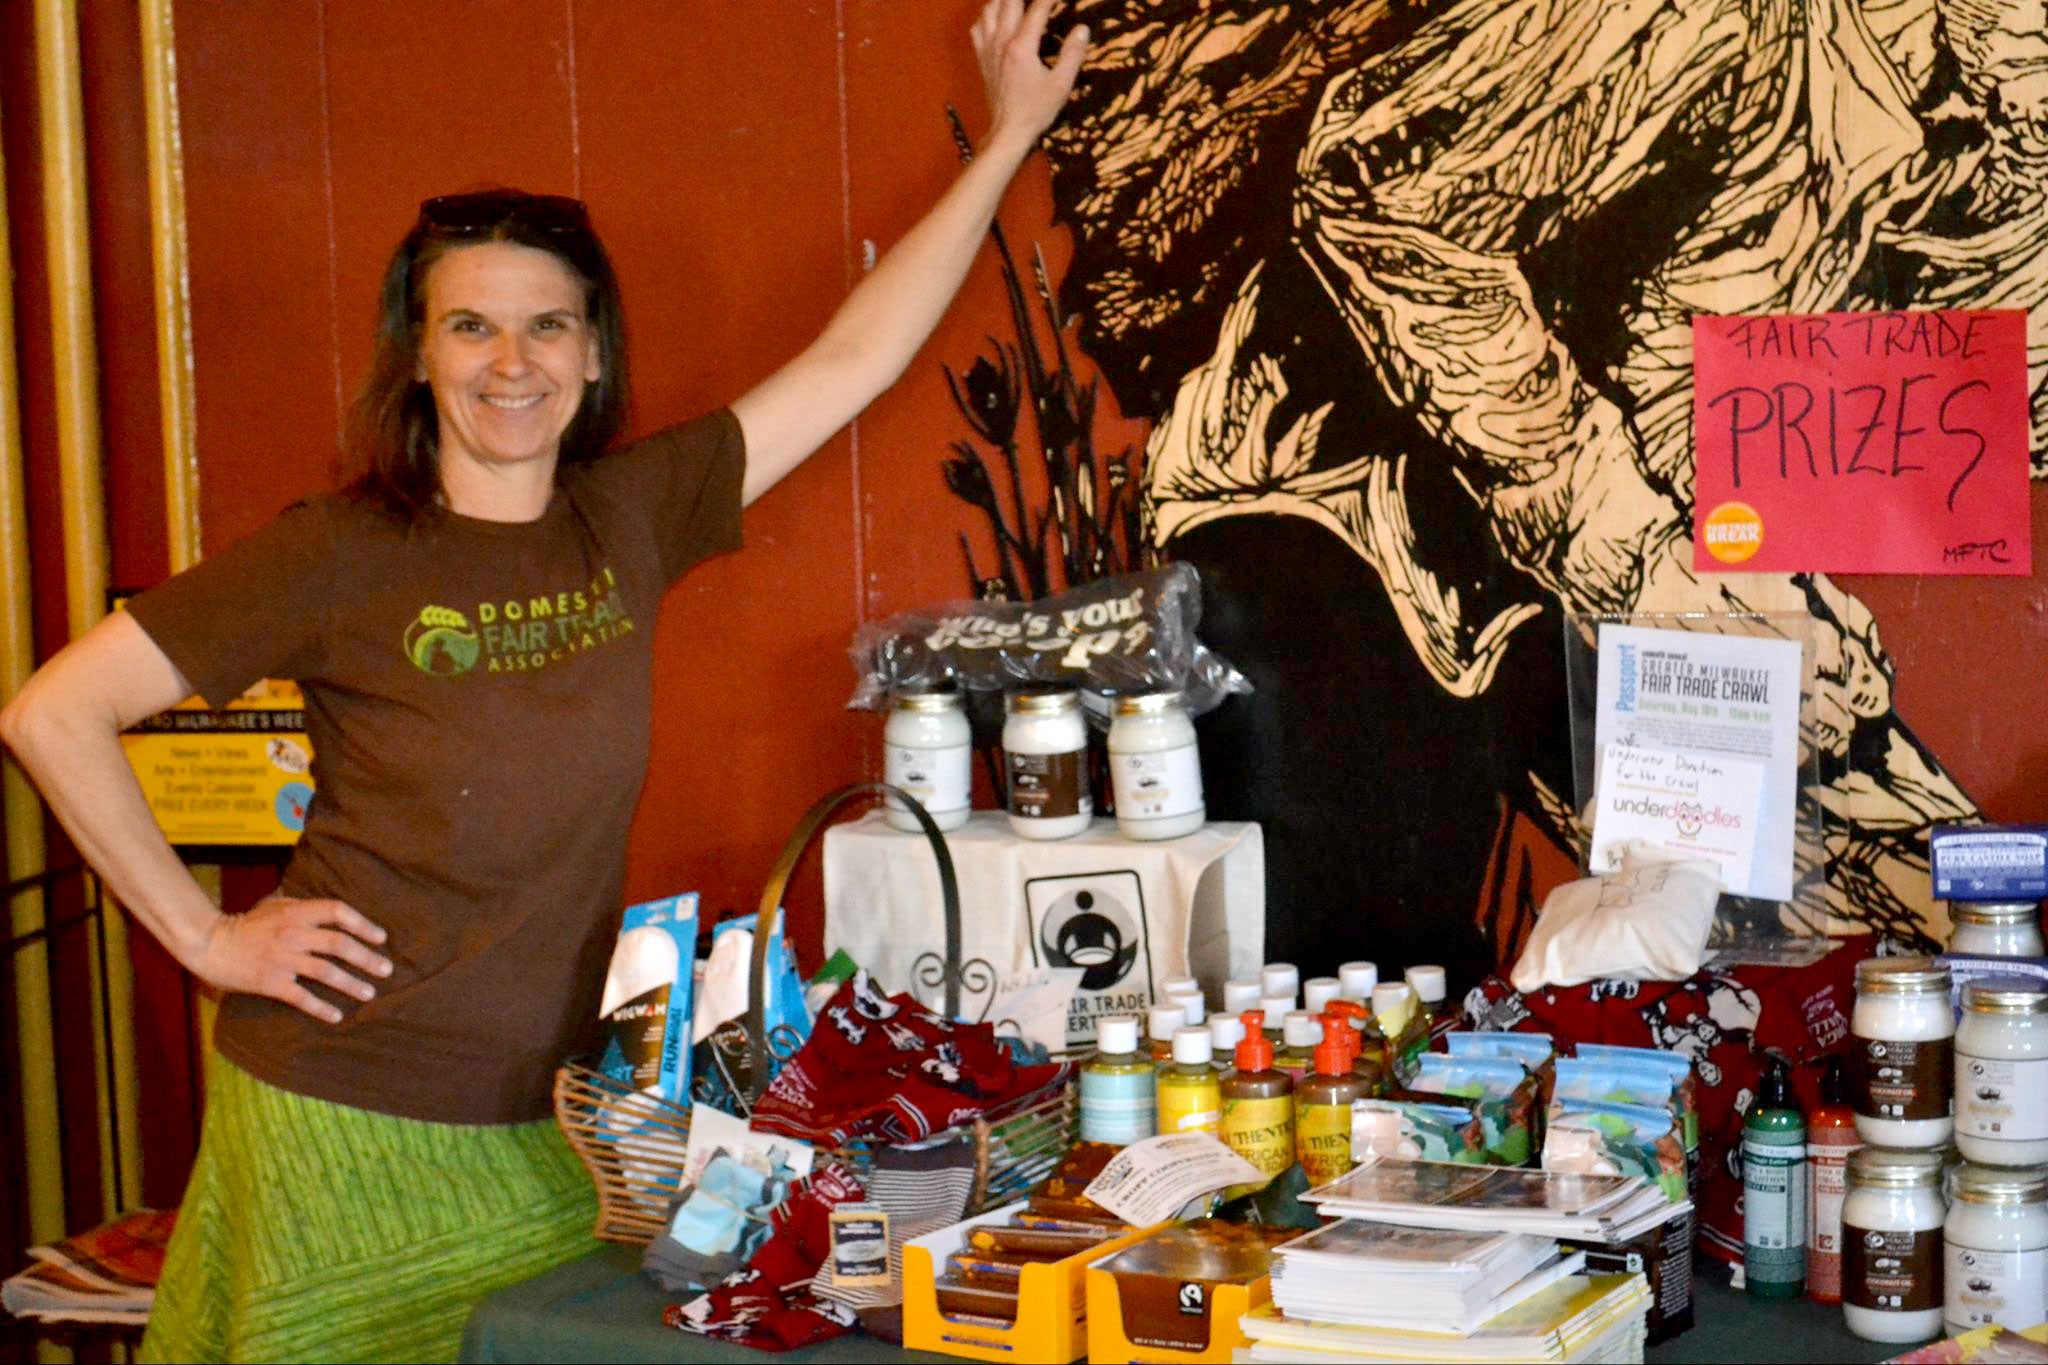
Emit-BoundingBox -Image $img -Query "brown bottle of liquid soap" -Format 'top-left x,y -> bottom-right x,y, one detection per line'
1295,1018 -> 1366,1187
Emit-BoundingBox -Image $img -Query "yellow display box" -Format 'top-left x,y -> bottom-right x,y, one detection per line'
902,1203 -> 1156,1363
1084,1252 -> 1269,1363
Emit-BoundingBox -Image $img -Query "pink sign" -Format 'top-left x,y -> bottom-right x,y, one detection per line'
1691,310 -> 2030,575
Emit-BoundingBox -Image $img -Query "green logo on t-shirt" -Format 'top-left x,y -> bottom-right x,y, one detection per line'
403,605 -> 481,675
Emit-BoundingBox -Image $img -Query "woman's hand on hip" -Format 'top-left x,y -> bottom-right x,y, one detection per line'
973,0 -> 1088,157
190,896 -> 393,1024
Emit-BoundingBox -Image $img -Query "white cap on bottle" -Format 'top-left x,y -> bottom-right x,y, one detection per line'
1171,1026 -> 1214,1065
1210,1014 -> 1247,1054
1282,1010 -> 1322,1049
1260,993 -> 1295,1022
1406,965 -> 1448,1005
1149,1003 -> 1188,1042
1373,982 -> 1415,1032
1222,980 -> 1263,1013
1260,963 -> 1300,999
1175,994 -> 1208,1027
1339,962 -> 1379,1000
1303,977 -> 1342,1014
1097,1015 -> 1139,1055
1159,975 -> 1200,998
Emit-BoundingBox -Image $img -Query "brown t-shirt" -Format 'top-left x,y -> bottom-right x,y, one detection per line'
127,411 -> 744,1124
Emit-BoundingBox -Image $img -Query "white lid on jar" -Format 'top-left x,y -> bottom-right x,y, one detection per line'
1282,1010 -> 1322,1048
1406,965 -> 1448,1004
1373,982 -> 1415,1016
1097,1016 -> 1139,1055
1303,977 -> 1343,1014
1172,1026 -> 1214,1065
1149,1003 -> 1189,1042
1260,993 -> 1295,1021
1006,688 -> 1080,716
1222,980 -> 1263,1013
1159,975 -> 1200,998
1339,962 -> 1379,999
1847,1146 -> 1947,1189
1954,902 -> 2042,926
1210,1014 -> 1248,1054
1175,995 -> 1208,1027
1113,691 -> 1185,717
1963,977 -> 2048,1016
1952,1163 -> 2048,1205
1261,964 -> 1300,998
1855,956 -> 1952,996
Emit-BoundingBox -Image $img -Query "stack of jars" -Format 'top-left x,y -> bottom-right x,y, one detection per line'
879,684 -> 1205,843
1846,922 -> 2048,1345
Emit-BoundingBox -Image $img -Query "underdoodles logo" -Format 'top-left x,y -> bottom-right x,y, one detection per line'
403,605 -> 480,675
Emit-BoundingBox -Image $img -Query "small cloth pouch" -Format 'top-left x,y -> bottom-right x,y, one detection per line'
1511,842 -> 1722,992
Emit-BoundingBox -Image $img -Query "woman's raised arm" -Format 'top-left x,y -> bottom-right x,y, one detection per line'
731,0 -> 1088,506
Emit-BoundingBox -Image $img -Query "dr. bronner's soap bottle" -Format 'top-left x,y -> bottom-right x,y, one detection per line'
1295,1019 -> 1366,1187
1079,1016 -> 1156,1146
1220,1012 -> 1293,1199
1156,1027 -> 1222,1135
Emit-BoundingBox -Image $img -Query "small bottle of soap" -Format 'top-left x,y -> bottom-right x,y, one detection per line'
1295,1019 -> 1367,1187
1275,1010 -> 1321,1079
1078,1015 -> 1155,1146
1147,1003 -> 1187,1064
1220,1013 -> 1294,1198
1156,1027 -> 1222,1135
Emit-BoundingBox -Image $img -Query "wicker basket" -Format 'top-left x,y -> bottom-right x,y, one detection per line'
555,782 -> 1077,1246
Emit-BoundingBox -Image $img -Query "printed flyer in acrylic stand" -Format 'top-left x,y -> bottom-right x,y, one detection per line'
1563,612 -> 1828,948
1588,624 -> 1801,900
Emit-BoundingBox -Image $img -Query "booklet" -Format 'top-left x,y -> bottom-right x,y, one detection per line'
1242,1272 -> 1651,1362
1304,1158 -> 1680,1243
1275,1220 -> 1551,1280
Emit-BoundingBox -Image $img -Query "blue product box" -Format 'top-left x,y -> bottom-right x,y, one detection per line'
1931,825 -> 2048,901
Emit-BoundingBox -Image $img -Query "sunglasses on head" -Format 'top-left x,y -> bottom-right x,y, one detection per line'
416,191 -> 590,236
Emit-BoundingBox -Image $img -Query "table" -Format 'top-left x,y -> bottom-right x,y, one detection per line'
461,1245 -> 1902,1364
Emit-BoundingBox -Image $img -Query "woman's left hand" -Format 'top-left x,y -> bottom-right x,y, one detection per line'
974,0 -> 1089,156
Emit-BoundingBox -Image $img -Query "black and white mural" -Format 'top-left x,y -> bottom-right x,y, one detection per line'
1024,0 -> 2046,980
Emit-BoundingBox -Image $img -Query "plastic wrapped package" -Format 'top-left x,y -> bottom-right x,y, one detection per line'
846,564 -> 1251,725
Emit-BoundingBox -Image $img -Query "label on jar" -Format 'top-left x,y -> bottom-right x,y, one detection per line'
1007,749 -> 1089,820
1111,744 -> 1203,820
1845,1225 -> 1941,1313
1806,1138 -> 1857,1299
1956,1052 -> 2048,1142
1853,1035 -> 1953,1122
884,742 -> 970,817
1947,1241 -> 2048,1331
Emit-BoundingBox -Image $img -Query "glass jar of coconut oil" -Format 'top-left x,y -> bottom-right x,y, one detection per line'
1945,1163 -> 2048,1335
1949,903 -> 2046,958
1853,957 -> 1954,1147
882,686 -> 971,833
1842,1146 -> 1947,1343
1955,978 -> 2048,1165
1003,688 -> 1091,839
1107,691 -> 1205,840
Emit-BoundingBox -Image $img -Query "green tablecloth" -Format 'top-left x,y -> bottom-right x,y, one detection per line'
460,1242 -> 1903,1364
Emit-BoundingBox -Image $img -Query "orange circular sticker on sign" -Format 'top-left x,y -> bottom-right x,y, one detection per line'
1701,501 -> 1764,564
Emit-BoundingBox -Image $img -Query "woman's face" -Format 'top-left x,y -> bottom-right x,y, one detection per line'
415,241 -> 601,487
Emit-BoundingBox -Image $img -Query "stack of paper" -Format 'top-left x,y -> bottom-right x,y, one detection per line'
1271,1221 -> 1586,1335
1305,1158 -> 1685,1243
0,1209 -> 174,1327
1241,1271 -> 1652,1363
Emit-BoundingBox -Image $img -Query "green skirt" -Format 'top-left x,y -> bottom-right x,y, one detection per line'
140,1054 -> 597,1364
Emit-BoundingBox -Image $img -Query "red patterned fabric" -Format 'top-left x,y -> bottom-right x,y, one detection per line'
752,972 -> 1071,1147
1463,937 -> 1875,1263
663,1163 -> 868,1351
